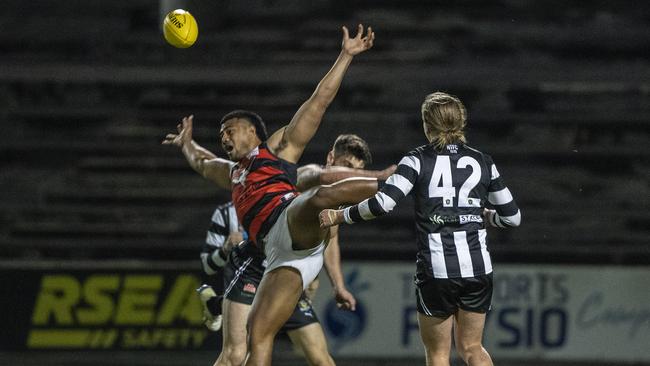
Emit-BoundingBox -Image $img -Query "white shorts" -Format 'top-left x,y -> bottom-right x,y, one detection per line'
263,200 -> 326,290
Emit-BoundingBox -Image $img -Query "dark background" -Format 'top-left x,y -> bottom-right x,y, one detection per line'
1,0 -> 648,264
0,0 -> 649,365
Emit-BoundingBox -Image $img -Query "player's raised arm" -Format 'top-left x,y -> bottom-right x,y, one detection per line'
319,153 -> 419,228
267,24 -> 375,163
162,115 -> 234,190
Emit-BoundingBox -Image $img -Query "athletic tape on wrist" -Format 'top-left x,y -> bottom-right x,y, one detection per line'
343,207 -> 355,224
211,248 -> 228,267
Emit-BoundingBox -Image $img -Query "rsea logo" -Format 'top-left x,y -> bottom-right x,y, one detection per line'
28,273 -> 207,349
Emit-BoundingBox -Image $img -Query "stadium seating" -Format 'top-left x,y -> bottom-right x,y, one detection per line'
1,0 -> 648,265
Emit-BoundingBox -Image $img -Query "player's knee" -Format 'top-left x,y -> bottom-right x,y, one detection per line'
305,352 -> 335,366
222,344 -> 247,366
311,357 -> 335,366
420,340 -> 449,364
424,346 -> 450,360
456,342 -> 486,362
247,324 -> 274,348
227,349 -> 247,365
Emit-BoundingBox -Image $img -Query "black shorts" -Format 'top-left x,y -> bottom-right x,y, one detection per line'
223,242 -> 265,305
281,295 -> 320,331
223,242 -> 319,330
415,273 -> 493,318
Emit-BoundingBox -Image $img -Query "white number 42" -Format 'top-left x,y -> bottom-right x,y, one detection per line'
428,156 -> 481,208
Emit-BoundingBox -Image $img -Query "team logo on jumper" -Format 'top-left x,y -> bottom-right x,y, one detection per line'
231,167 -> 249,186
324,269 -> 368,352
243,283 -> 257,294
231,148 -> 258,186
446,144 -> 458,154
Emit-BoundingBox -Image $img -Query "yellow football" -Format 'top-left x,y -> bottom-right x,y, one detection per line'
163,9 -> 198,48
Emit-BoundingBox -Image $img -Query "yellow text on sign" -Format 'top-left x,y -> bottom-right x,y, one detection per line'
31,274 -> 203,326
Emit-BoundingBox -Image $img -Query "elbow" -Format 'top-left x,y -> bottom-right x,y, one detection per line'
381,204 -> 396,216
502,210 -> 521,227
193,157 -> 207,175
296,164 -> 322,191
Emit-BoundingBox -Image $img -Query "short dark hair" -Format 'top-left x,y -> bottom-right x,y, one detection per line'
220,110 -> 268,141
332,134 -> 372,165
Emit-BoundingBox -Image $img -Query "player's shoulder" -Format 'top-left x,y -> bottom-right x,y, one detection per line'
260,141 -> 299,169
461,144 -> 494,163
215,201 -> 234,210
405,143 -> 432,157
396,144 -> 430,169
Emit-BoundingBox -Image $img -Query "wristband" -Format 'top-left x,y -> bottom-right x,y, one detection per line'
211,248 -> 228,267
343,207 -> 355,224
218,248 -> 228,260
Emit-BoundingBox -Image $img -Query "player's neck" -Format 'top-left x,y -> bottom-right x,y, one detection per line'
240,145 -> 260,161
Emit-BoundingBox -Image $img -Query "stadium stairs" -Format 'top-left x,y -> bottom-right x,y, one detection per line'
0,0 -> 648,265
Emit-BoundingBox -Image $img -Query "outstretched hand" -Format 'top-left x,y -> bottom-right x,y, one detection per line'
342,24 -> 375,56
319,209 -> 344,228
162,115 -> 194,148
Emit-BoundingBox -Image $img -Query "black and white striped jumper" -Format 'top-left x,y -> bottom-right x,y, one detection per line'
201,201 -> 240,276
343,143 -> 521,280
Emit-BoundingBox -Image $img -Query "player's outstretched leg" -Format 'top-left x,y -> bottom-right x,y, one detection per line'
244,177 -> 378,365
244,267 -> 303,366
288,177 -> 379,250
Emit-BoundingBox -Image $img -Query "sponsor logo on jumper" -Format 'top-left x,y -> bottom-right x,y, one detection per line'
430,214 -> 483,225
459,215 -> 483,224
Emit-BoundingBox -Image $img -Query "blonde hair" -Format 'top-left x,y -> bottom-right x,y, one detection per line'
421,92 -> 467,150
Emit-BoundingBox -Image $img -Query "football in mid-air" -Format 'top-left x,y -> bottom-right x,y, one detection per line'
163,9 -> 198,48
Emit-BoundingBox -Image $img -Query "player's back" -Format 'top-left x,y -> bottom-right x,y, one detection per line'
410,143 -> 491,233
408,143 -> 515,281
